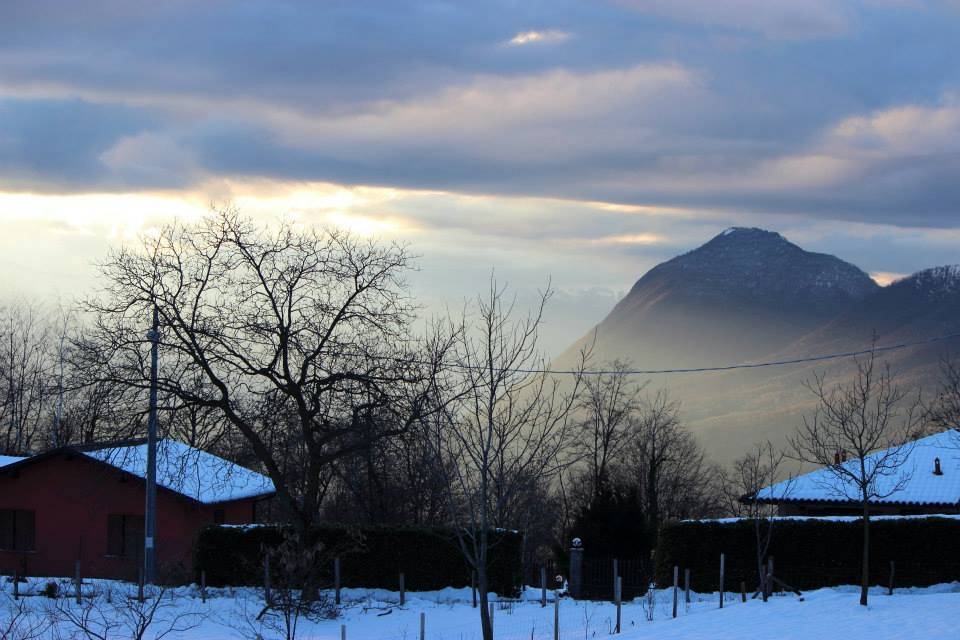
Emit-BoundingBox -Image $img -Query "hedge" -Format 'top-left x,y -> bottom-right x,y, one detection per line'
195,524 -> 523,596
655,516 -> 960,592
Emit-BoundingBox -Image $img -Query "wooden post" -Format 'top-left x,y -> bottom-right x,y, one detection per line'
763,557 -> 772,602
471,571 -> 477,608
12,570 -> 18,600
340,624 -> 346,640
263,555 -> 271,606
201,570 -> 207,604
138,566 -> 145,603
684,568 -> 690,604
419,612 -> 425,640
615,575 -> 622,633
541,566 -> 547,607
672,565 -> 679,619
334,557 -> 342,605
489,601 -> 495,630
769,556 -> 775,596
554,595 -> 560,640
612,558 -> 619,602
719,553 -> 725,609
741,581 -> 746,603
888,560 -> 895,596
399,572 -> 406,606
75,560 -> 82,604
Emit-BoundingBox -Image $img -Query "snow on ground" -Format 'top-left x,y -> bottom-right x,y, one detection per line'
2,577 -> 959,639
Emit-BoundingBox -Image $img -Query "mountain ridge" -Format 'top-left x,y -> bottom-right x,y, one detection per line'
557,230 -> 960,465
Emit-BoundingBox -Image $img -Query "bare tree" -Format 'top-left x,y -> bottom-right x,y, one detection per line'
0,300 -> 54,454
788,349 -> 924,606
429,279 -> 585,640
49,588 -> 202,640
728,442 -> 795,596
86,209 -> 451,593
619,390 -> 720,537
0,592 -> 48,640
927,352 -> 960,432
573,360 -> 644,500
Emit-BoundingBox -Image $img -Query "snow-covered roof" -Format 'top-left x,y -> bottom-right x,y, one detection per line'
81,439 -> 275,505
0,455 -> 25,468
756,430 -> 960,506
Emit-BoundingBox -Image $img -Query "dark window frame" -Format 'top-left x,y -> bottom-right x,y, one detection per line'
106,514 -> 144,559
0,509 -> 36,552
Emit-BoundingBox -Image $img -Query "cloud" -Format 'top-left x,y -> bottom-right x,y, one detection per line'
506,30 -> 572,46
0,97 -> 155,190
1,0 -> 959,230
614,0 -> 851,39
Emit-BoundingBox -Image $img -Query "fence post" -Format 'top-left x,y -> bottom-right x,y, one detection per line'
888,561 -> 895,596
334,557 -> 342,605
13,570 -> 18,600
263,555 -> 271,606
763,557 -> 772,602
541,566 -> 547,607
719,553 -> 725,609
569,543 -> 583,599
615,575 -> 622,633
420,612 -> 425,640
340,624 -> 346,640
399,572 -> 406,606
672,565 -> 679,619
489,601 -> 495,629
554,595 -> 560,640
769,556 -> 775,596
612,558 -> 619,602
741,581 -> 746,603
75,560 -> 82,604
201,570 -> 207,604
471,571 -> 477,608
684,568 -> 690,604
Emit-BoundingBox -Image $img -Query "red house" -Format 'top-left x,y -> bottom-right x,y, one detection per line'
0,439 -> 275,583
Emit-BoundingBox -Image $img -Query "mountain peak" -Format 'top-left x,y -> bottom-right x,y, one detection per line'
895,265 -> 960,299
715,227 -> 788,243
576,226 -> 880,372
632,228 -> 878,309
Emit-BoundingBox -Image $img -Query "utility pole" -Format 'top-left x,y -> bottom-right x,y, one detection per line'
144,305 -> 159,584
52,331 -> 65,449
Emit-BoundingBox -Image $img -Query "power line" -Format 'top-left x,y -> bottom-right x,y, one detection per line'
155,327 -> 960,377
536,330 -> 960,376
388,330 -> 960,376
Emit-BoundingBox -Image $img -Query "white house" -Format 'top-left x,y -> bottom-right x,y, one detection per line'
752,430 -> 960,516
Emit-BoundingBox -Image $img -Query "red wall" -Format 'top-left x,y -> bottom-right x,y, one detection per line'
0,452 -> 261,583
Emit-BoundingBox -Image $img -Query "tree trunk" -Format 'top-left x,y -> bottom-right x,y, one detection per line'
478,564 -> 492,640
647,459 -> 659,543
860,502 -> 870,607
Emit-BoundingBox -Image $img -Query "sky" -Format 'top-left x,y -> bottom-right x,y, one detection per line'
2,0 -> 960,356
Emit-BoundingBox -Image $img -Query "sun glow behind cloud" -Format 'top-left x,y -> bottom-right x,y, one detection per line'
870,271 -> 907,286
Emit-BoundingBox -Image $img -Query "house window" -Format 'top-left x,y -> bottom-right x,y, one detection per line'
106,515 -> 144,558
213,509 -> 225,525
0,509 -> 36,551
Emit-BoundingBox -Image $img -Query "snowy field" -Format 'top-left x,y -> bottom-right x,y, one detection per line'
3,578 -> 959,639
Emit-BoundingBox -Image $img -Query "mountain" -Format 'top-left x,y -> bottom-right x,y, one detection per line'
582,227 -> 878,368
557,230 -> 960,465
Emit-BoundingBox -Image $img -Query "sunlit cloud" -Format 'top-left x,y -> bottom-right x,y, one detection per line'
506,29 -> 571,46
324,211 -> 404,237
582,233 -> 668,246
